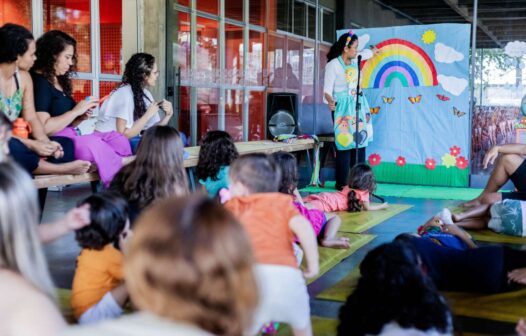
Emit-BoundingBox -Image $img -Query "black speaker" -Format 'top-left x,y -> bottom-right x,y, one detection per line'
266,92 -> 298,139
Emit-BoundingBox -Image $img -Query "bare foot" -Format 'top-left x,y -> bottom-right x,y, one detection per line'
122,155 -> 135,166
321,237 -> 351,249
87,163 -> 98,173
60,160 -> 91,175
509,268 -> 526,285
460,197 -> 482,208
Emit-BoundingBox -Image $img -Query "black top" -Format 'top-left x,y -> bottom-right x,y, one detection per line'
32,73 -> 76,118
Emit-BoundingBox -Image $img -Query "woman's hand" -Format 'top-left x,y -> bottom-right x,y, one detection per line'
29,139 -> 60,157
159,99 -> 174,117
483,146 -> 500,169
72,99 -> 98,117
145,102 -> 160,118
508,268 -> 526,285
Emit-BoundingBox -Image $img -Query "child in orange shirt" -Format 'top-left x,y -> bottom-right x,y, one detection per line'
225,153 -> 319,336
71,191 -> 131,324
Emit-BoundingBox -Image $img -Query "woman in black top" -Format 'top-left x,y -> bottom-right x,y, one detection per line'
32,31 -> 132,185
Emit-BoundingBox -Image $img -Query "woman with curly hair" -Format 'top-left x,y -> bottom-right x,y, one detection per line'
338,241 -> 453,336
196,130 -> 238,197
95,53 -> 175,153
31,30 -> 132,185
110,125 -> 188,223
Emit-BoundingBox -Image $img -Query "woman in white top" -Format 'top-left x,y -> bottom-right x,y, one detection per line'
95,53 -> 174,152
324,31 -> 376,190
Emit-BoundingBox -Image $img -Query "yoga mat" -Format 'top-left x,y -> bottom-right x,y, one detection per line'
317,268 -> 526,323
304,233 -> 375,285
337,204 -> 413,233
468,229 -> 526,245
276,316 -> 338,336
301,181 -> 505,201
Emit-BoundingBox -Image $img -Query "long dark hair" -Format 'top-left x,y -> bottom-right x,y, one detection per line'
121,53 -> 156,121
110,126 -> 189,210
33,30 -> 77,96
0,23 -> 34,63
338,241 -> 452,336
347,163 -> 376,212
196,130 -> 238,181
271,151 -> 298,195
327,33 -> 358,62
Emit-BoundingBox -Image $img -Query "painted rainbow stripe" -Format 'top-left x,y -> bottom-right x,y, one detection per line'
361,38 -> 438,89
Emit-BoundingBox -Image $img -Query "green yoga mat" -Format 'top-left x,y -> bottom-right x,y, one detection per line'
301,181 -> 494,201
468,229 -> 526,245
337,204 -> 413,233
276,316 -> 338,336
317,268 -> 526,323
304,233 -> 375,285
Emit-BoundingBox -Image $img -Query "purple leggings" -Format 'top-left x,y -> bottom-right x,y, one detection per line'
55,127 -> 132,185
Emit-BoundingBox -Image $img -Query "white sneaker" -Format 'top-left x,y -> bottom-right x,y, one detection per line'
437,208 -> 454,225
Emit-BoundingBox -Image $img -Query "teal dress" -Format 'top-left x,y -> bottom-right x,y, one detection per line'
199,166 -> 230,197
333,56 -> 373,151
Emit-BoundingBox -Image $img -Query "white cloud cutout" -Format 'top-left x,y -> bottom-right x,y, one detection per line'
357,34 -> 370,51
437,74 -> 468,96
434,43 -> 464,64
505,41 -> 526,58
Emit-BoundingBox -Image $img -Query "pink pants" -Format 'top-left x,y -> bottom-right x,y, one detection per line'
55,127 -> 132,185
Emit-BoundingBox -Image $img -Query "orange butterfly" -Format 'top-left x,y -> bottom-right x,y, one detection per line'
408,95 -> 422,104
382,96 -> 395,104
370,106 -> 380,114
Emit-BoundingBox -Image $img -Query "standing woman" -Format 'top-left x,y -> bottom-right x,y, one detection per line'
95,53 -> 174,153
324,31 -> 376,191
32,30 -> 132,185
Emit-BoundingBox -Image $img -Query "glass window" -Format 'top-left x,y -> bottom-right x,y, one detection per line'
99,81 -> 119,99
249,0 -> 265,26
197,0 -> 218,16
72,79 -> 92,102
196,16 -> 218,86
307,5 -> 316,39
197,88 -> 219,142
225,0 -> 243,22
268,34 -> 285,89
322,9 -> 335,43
293,1 -> 305,37
174,11 -> 191,81
249,91 -> 265,140
302,42 -> 314,100
176,0 -> 189,7
0,0 -> 32,28
225,23 -> 243,85
286,38 -> 302,90
178,86 -> 191,142
276,0 -> 292,32
99,0 -> 122,75
43,0 -> 92,73
247,30 -> 265,86
317,45 -> 329,103
225,89 -> 244,141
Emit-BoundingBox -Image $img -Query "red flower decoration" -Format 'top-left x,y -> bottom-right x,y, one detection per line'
425,158 -> 436,170
456,156 -> 469,170
368,153 -> 381,166
396,156 -> 406,167
450,146 -> 461,157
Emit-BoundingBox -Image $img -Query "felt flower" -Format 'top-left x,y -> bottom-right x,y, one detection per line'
456,156 -> 469,170
425,158 -> 436,170
396,156 -> 406,167
441,153 -> 456,168
450,146 -> 461,157
368,153 -> 381,166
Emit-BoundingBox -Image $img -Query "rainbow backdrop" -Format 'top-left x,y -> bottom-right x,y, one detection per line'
361,38 -> 438,89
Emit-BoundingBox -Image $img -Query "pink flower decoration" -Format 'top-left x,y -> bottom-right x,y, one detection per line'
368,153 -> 381,166
425,158 -> 436,170
396,156 -> 406,167
450,146 -> 461,157
456,156 -> 469,170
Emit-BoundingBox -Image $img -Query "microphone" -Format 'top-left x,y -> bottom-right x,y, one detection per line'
357,55 -> 362,63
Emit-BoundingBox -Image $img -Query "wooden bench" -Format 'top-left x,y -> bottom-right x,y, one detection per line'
34,139 -> 317,208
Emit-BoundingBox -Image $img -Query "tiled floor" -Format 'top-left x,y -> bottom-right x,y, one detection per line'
41,184 -> 517,334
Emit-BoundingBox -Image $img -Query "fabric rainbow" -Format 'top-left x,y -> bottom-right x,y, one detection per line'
361,38 -> 438,89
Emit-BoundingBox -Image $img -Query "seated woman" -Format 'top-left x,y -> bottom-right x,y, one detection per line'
95,53 -> 175,153
32,30 -> 132,185
62,195 -> 259,335
0,23 -> 90,175
110,126 -> 189,223
338,241 -> 453,336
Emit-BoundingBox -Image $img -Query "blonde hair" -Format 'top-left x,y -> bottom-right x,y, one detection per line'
126,195 -> 258,335
0,161 -> 55,298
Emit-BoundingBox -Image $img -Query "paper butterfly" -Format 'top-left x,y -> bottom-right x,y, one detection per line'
382,96 -> 395,104
436,94 -> 450,101
408,95 -> 422,104
453,107 -> 466,117
370,106 -> 380,114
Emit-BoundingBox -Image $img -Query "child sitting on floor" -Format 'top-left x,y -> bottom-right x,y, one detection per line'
71,191 -> 131,324
196,130 -> 238,197
272,151 -> 350,249
225,153 -> 319,336
304,163 -> 388,212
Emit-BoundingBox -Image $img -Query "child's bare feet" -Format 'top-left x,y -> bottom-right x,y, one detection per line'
87,163 -> 98,173
58,160 -> 91,175
321,237 -> 351,249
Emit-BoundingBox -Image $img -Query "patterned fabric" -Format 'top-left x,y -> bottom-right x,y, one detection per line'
488,199 -> 526,237
0,87 -> 23,121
